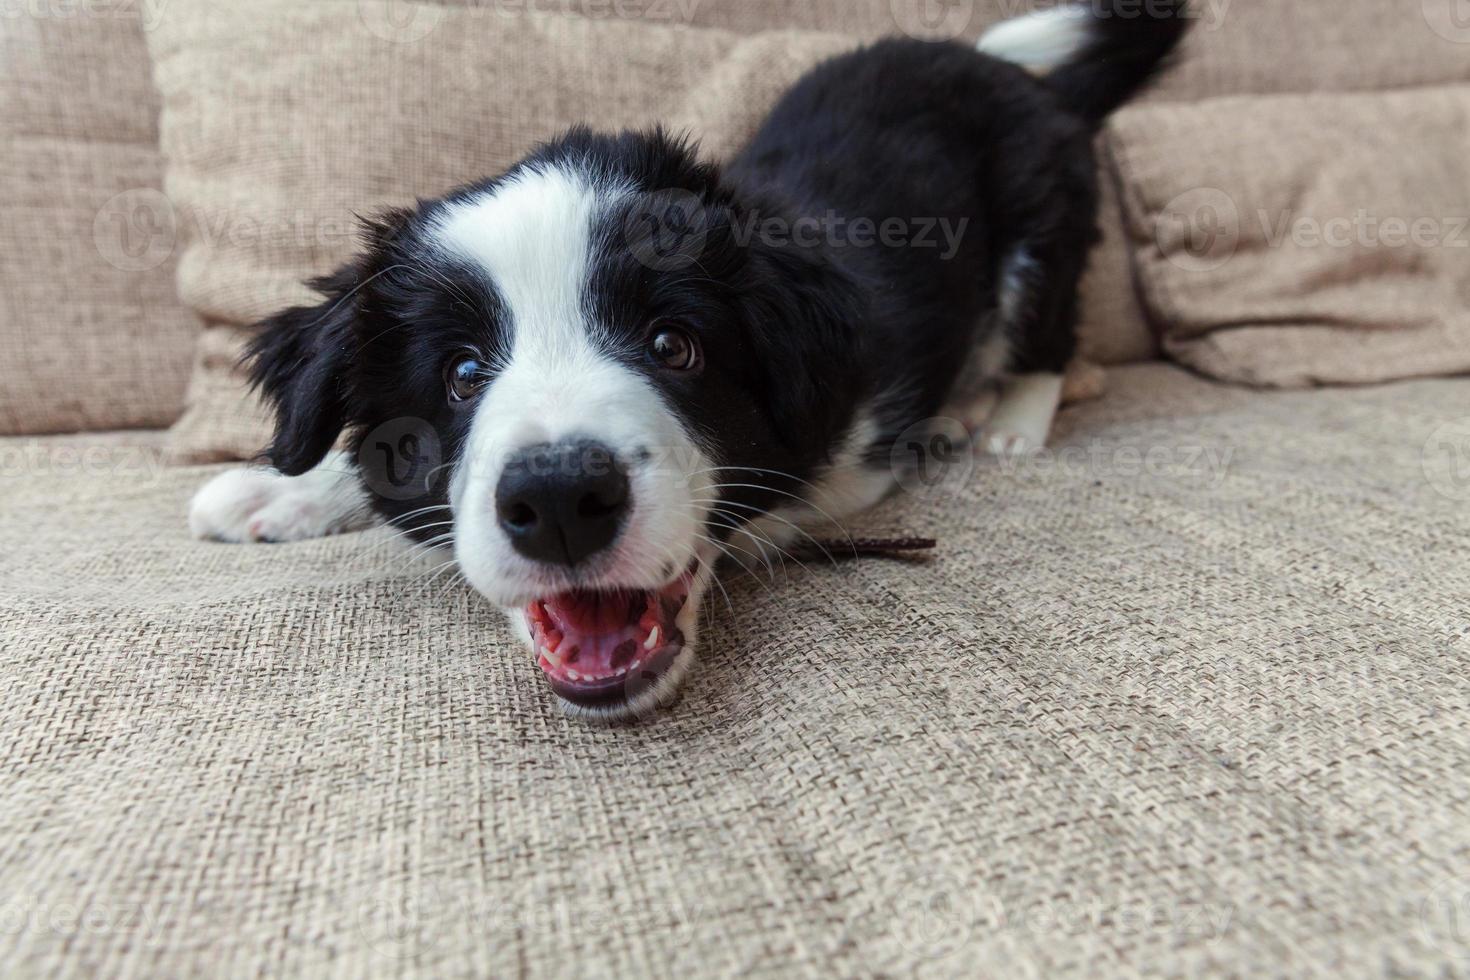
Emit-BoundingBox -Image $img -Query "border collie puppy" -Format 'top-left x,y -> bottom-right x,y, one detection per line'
191,2 -> 1189,719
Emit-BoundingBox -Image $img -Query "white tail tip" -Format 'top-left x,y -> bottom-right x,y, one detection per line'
977,6 -> 1092,74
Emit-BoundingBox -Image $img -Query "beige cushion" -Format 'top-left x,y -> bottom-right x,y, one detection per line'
0,10 -> 197,434
1155,0 -> 1470,101
147,0 -> 1152,463
689,0 -> 1470,95
684,0 -> 1470,100
6,363 -> 1470,973
359,0 -> 1470,371
151,0 -> 1470,461
1109,85 -> 1470,387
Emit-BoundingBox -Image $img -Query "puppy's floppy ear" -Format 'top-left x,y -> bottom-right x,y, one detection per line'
246,208 -> 411,476
245,263 -> 361,476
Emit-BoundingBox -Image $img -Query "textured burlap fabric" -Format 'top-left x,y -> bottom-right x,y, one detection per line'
0,8 -> 197,434
1110,85 -> 1470,388
4,363 -> 1470,974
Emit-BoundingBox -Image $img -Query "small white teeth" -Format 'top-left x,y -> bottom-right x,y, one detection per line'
541,646 -> 561,668
645,627 -> 660,651
568,669 -> 581,680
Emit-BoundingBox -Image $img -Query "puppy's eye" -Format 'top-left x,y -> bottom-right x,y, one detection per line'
445,354 -> 489,402
650,324 -> 700,371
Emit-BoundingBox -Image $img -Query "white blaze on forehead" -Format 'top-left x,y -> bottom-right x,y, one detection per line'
429,162 -> 627,353
427,162 -> 663,449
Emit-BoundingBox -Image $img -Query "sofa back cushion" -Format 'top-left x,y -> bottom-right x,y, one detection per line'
145,0 -> 1171,462
0,9 -> 197,434
1110,84 -> 1470,387
149,0 -> 1470,460
149,2 -> 874,460
7,0 -> 1470,437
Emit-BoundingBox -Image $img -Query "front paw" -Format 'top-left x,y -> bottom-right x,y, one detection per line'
189,467 -> 346,544
979,429 -> 1040,457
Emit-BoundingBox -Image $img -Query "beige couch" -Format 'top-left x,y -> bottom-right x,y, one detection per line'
4,1 -> 1470,975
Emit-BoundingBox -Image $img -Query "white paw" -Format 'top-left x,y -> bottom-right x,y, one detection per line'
967,374 -> 1061,459
981,430 -> 1040,457
189,466 -> 361,544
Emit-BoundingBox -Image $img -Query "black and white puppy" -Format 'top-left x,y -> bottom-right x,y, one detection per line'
191,2 -> 1189,718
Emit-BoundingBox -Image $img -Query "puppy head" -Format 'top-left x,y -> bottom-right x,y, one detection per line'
248,128 -> 862,719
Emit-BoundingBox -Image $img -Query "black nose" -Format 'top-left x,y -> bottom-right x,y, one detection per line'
495,441 -> 631,567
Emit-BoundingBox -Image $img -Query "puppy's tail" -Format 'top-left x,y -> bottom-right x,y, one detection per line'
977,0 -> 1190,123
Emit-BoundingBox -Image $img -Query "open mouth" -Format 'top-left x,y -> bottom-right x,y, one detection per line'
526,570 -> 692,711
